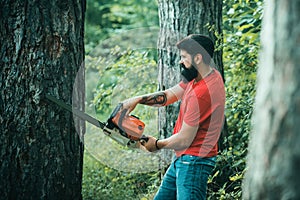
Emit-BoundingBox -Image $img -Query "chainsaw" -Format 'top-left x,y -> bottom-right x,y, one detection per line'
45,94 -> 148,148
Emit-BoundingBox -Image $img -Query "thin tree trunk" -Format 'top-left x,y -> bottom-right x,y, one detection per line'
243,0 -> 300,199
0,0 -> 85,199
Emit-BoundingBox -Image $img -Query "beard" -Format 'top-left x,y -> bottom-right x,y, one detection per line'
180,63 -> 198,83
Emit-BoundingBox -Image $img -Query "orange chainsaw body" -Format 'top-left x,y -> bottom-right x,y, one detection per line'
111,112 -> 145,141
107,103 -> 145,142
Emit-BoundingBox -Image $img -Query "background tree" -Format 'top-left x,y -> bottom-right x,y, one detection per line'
156,0 -> 224,171
243,0 -> 300,199
0,0 -> 85,199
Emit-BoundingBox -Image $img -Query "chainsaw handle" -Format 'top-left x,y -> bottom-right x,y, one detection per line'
110,103 -> 123,118
139,135 -> 149,144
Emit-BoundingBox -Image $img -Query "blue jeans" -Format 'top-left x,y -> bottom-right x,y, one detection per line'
154,155 -> 216,200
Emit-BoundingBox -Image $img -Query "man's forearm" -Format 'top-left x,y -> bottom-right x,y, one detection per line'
157,134 -> 190,151
134,84 -> 183,108
138,92 -> 167,106
156,122 -> 198,151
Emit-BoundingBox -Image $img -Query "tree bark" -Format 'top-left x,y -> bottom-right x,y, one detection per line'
243,0 -> 300,199
157,0 -> 224,168
0,0 -> 85,199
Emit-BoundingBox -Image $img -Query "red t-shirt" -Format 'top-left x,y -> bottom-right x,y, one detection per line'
174,69 -> 225,157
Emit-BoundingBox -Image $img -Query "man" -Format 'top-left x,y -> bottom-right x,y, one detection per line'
122,34 -> 225,199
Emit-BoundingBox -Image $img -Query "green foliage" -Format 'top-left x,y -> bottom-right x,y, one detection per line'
207,0 -> 263,199
82,151 -> 159,200
85,0 -> 159,53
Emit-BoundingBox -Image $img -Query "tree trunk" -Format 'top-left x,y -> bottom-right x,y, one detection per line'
0,0 -> 85,199
243,0 -> 300,199
157,0 -> 224,169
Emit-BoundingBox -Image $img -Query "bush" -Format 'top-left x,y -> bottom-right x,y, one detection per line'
82,152 -> 160,200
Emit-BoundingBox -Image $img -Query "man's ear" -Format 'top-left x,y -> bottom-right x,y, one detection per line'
193,53 -> 203,64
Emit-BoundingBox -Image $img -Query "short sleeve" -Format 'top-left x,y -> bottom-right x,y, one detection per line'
179,81 -> 188,90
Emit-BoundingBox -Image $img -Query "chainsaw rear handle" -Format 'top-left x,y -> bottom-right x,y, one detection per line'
140,135 -> 149,143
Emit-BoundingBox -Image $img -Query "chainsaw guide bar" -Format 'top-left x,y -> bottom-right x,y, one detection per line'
45,94 -> 148,148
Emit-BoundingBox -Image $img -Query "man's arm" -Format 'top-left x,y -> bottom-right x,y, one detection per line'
122,83 -> 185,114
141,122 -> 198,152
